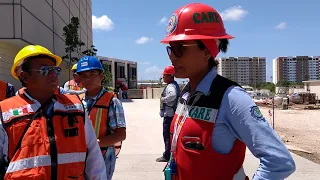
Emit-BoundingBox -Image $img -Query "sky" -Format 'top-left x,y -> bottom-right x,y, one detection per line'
91,0 -> 320,82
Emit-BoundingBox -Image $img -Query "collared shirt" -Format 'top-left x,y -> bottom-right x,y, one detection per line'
161,82 -> 179,117
181,68 -> 295,180
82,87 -> 126,132
0,90 -> 107,179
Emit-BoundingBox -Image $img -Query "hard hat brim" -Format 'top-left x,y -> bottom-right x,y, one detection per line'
11,52 -> 62,80
76,67 -> 105,74
160,34 -> 234,44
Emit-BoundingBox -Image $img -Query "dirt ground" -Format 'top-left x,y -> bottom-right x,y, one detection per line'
259,106 -> 320,164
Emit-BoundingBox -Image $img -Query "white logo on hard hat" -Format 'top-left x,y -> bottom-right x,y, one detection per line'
81,62 -> 88,67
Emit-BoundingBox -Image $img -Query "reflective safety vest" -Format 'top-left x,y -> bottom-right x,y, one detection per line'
79,91 -> 122,156
0,94 -> 87,180
69,79 -> 83,91
17,87 -> 60,95
170,75 -> 248,180
0,81 -> 7,101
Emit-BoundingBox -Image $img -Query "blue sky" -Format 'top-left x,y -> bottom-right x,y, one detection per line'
91,0 -> 320,82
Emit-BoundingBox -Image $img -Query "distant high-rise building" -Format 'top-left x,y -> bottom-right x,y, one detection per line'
272,56 -> 319,84
217,57 -> 266,86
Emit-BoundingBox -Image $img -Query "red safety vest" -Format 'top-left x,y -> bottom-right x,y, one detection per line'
170,75 -> 248,180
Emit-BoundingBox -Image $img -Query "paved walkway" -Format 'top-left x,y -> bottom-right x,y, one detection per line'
113,99 -> 320,180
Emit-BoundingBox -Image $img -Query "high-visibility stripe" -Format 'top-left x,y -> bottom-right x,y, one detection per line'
54,102 -> 84,112
6,152 -> 87,173
94,108 -> 103,138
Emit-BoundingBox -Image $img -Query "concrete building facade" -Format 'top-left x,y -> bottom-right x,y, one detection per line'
217,57 -> 266,86
272,56 -> 319,84
99,56 -> 138,89
0,0 -> 93,88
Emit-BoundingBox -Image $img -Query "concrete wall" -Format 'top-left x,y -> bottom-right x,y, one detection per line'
128,88 -> 163,99
305,81 -> 320,99
0,0 -> 92,88
0,42 -> 20,88
289,88 -> 305,94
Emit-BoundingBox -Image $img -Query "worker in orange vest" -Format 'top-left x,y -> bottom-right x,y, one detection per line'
63,63 -> 86,94
0,80 -> 15,101
161,3 -> 295,180
0,45 -> 107,179
76,56 -> 126,180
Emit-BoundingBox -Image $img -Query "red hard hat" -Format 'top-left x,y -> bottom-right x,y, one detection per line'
160,3 -> 234,44
163,66 -> 175,75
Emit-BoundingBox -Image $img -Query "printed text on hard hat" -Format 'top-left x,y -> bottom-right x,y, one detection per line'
193,12 -> 220,24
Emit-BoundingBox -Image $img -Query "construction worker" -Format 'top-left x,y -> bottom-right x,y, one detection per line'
63,63 -> 86,94
157,66 -> 180,162
0,80 -> 15,101
76,56 -> 126,180
0,45 -> 107,179
161,3 -> 295,180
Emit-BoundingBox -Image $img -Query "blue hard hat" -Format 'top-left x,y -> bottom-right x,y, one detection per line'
76,56 -> 104,73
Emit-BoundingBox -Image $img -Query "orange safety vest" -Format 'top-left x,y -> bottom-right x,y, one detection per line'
18,87 -> 60,95
69,79 -> 83,91
0,94 -> 87,179
79,91 -> 122,156
0,81 -> 7,101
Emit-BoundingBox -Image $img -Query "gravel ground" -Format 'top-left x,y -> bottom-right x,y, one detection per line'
259,106 -> 320,164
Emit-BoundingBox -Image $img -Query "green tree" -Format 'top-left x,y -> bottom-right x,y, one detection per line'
62,17 -> 112,84
257,82 -> 276,93
276,80 -> 290,87
62,17 -> 85,80
101,63 -> 113,88
82,45 -> 98,56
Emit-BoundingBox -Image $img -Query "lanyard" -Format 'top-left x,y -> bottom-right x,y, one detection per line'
171,93 -> 202,152
171,101 -> 188,152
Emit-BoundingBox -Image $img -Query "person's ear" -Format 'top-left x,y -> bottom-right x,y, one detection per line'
204,49 -> 212,61
19,71 -> 30,84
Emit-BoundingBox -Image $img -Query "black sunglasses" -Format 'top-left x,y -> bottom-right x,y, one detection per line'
166,44 -> 198,57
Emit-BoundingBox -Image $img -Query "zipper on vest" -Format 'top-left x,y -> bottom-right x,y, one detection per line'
46,116 -> 58,180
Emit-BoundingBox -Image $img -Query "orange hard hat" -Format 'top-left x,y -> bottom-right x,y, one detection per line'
163,66 -> 175,75
161,3 -> 233,44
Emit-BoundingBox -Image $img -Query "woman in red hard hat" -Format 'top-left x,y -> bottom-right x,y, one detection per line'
161,3 -> 295,180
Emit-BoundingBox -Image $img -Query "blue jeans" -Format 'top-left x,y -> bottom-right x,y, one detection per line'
104,147 -> 116,180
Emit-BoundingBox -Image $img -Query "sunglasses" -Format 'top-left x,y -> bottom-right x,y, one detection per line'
166,44 -> 198,58
30,66 -> 61,76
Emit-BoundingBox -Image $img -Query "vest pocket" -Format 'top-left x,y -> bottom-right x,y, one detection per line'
17,120 -> 43,148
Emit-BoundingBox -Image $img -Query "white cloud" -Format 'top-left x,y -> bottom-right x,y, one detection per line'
145,66 -> 162,75
159,16 -> 168,24
275,22 -> 287,30
135,36 -> 153,44
220,6 -> 248,21
92,15 -> 114,31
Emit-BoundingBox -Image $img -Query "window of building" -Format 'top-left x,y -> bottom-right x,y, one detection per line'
117,66 -> 125,78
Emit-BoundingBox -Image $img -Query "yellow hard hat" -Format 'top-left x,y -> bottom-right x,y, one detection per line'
71,64 -> 77,71
11,45 -> 62,79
